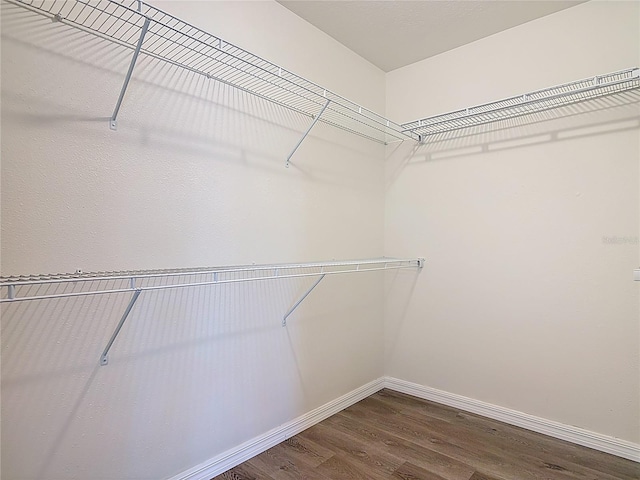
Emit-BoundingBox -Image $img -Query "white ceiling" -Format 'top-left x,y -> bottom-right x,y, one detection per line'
277,1 -> 585,72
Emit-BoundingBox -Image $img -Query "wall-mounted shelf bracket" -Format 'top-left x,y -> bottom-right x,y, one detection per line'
109,17 -> 150,131
100,289 -> 142,365
286,99 -> 331,168
282,274 -> 325,326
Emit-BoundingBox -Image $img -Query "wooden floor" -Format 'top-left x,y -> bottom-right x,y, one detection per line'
212,389 -> 639,480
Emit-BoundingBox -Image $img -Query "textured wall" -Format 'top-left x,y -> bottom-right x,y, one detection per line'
385,1 -> 640,444
3,1 -> 638,479
0,2 -> 386,478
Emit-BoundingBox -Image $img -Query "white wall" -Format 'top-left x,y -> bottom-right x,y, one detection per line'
0,1 -> 387,478
385,0 -> 640,444
3,0 -> 639,477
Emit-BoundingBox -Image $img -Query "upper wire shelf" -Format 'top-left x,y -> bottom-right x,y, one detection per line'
401,68 -> 640,140
8,0 -> 417,145
7,1 -> 637,150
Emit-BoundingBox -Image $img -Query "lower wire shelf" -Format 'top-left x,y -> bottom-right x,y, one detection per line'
1,257 -> 425,365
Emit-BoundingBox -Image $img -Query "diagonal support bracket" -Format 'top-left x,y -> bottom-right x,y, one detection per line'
109,17 -> 151,131
100,289 -> 142,366
286,99 -> 331,167
282,274 -> 325,326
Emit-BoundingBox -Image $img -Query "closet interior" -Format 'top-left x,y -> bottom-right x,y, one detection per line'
1,0 -> 639,479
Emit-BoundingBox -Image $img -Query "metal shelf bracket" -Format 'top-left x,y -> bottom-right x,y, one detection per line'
286,99 -> 331,168
100,289 -> 142,365
282,274 -> 325,326
109,17 -> 151,131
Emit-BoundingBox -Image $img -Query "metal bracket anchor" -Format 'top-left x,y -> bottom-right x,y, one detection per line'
109,17 -> 151,131
100,289 -> 142,366
286,99 -> 331,168
282,274 -> 325,326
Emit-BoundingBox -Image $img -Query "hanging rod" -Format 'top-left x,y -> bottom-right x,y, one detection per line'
1,258 -> 424,365
0,258 -> 425,303
401,67 -> 640,140
7,0 -> 418,146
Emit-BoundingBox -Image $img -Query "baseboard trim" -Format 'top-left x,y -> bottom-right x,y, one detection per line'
168,377 -> 385,480
383,376 -> 640,462
170,374 -> 638,479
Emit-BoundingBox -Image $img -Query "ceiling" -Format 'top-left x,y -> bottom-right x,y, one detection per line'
277,1 -> 585,72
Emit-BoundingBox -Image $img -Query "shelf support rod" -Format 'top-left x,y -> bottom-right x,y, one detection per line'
282,274 -> 325,326
109,17 -> 151,131
286,99 -> 330,168
100,289 -> 142,366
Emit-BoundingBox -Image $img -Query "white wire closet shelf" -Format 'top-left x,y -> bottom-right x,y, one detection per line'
401,68 -> 640,140
7,0 -> 417,149
0,258 -> 423,303
1,258 -> 425,365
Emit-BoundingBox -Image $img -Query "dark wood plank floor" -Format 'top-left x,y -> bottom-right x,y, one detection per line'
212,389 -> 639,480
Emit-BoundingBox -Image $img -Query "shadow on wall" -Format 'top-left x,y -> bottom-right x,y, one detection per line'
386,89 -> 640,188
383,268 -> 420,368
0,270 -> 350,478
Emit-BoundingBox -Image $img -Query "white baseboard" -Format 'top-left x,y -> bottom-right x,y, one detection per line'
168,377 -> 385,480
384,376 -> 640,462
169,375 -> 638,480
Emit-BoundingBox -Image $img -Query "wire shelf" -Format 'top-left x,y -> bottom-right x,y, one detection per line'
1,258 -> 424,364
0,258 -> 424,303
8,0 -> 417,144
401,68 -> 640,139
